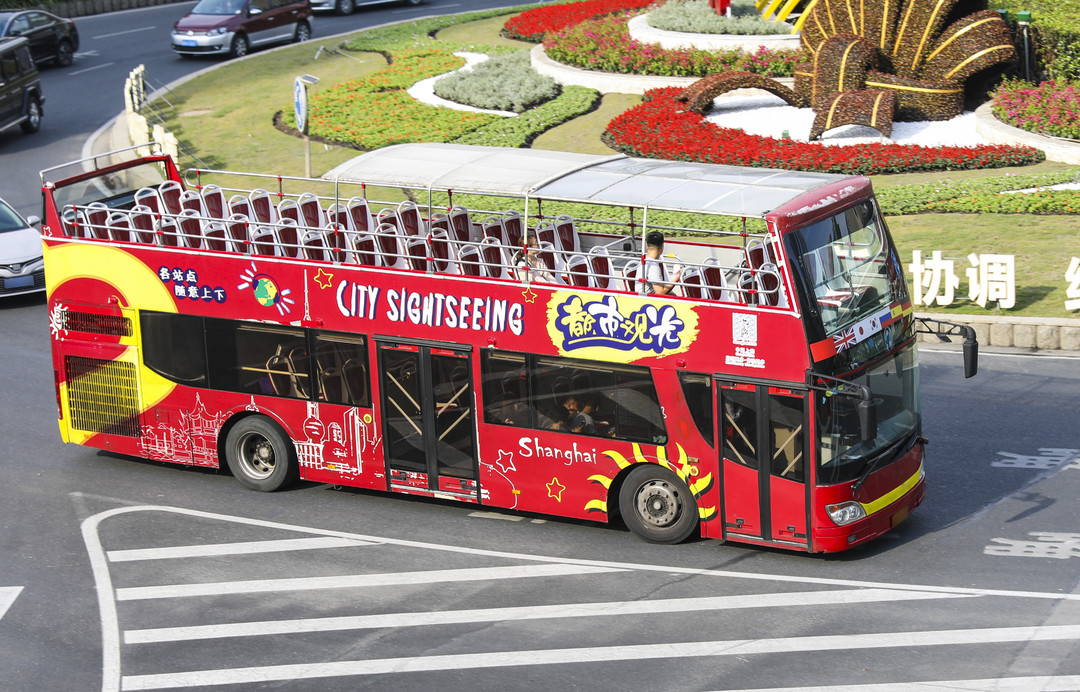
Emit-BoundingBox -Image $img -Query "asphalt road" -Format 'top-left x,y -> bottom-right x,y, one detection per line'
2,3 -> 1080,689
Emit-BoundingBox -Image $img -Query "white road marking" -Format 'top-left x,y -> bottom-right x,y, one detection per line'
68,62 -> 115,76
119,625 -> 1080,690
124,587 -> 969,644
92,27 -> 155,39
0,586 -> 23,621
107,536 -> 373,562
115,563 -> 623,601
739,677 -> 1080,691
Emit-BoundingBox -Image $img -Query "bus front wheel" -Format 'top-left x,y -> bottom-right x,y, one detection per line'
618,465 -> 698,544
225,417 -> 298,492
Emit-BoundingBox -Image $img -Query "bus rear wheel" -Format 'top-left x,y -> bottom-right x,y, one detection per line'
619,465 -> 698,544
225,417 -> 298,492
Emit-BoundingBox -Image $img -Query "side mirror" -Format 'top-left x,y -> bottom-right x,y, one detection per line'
26,215 -> 41,227
963,332 -> 979,379
858,389 -> 877,442
248,6 -> 262,14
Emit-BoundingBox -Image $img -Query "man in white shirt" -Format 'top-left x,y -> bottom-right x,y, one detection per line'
643,230 -> 681,295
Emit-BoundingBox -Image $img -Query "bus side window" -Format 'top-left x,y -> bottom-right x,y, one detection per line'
206,319 -> 307,398
480,351 -> 528,426
313,333 -> 370,408
140,311 -> 207,386
678,372 -> 714,447
722,386 -> 757,468
769,393 -> 804,482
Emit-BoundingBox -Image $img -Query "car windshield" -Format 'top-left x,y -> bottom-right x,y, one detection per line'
0,200 -> 28,234
190,0 -> 245,14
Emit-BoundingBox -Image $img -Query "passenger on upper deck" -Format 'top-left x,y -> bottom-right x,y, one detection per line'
643,231 -> 681,295
512,235 -> 555,284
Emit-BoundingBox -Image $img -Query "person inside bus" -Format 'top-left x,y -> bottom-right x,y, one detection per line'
643,230 -> 682,295
512,235 -> 555,283
544,405 -> 571,432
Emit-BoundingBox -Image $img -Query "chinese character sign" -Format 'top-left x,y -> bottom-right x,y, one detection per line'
966,253 -> 1015,309
908,250 -> 960,307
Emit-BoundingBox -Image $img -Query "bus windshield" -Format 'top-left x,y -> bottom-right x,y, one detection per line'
784,198 -> 907,342
51,160 -> 168,213
817,346 -> 919,485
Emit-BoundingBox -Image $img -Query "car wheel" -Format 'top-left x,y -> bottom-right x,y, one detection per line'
334,0 -> 354,14
618,464 -> 699,544
294,21 -> 311,43
224,416 -> 298,492
55,40 -> 74,67
20,98 -> 41,134
229,34 -> 249,59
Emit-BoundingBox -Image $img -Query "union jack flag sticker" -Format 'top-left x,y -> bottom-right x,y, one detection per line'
832,327 -> 857,351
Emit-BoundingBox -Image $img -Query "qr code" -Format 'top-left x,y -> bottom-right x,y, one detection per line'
732,313 -> 757,346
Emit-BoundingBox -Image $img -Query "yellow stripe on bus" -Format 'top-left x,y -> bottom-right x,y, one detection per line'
861,464 -> 923,515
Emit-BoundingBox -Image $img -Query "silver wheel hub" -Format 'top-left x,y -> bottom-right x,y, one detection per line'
636,480 -> 680,527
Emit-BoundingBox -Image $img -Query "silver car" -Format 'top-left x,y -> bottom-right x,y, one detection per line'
0,197 -> 44,297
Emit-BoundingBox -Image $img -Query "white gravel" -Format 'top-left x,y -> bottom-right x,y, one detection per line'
703,92 -> 989,146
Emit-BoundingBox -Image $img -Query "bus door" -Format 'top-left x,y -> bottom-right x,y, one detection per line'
718,381 -> 808,547
377,341 -> 478,501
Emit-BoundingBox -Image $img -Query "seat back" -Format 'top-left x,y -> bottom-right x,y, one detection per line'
554,215 -> 579,255
588,247 -> 614,290
276,217 -> 301,258
251,225 -> 279,256
325,221 -> 349,261
406,236 -> 428,272
82,202 -> 109,239
458,243 -> 482,277
346,197 -> 371,234
134,187 -> 161,214
681,267 -> 704,298
622,260 -> 641,293
203,222 -> 229,252
374,222 -> 405,269
448,205 -> 472,244
201,184 -> 227,219
228,194 -> 253,219
106,212 -> 133,243
61,207 -> 81,238
301,229 -> 331,262
178,208 -> 204,249
701,257 -> 732,301
130,205 -> 156,244
567,254 -> 591,288
479,236 -> 510,279
277,198 -> 301,227
398,200 -> 424,237
502,210 -> 524,249
158,180 -> 184,215
428,230 -> 452,273
225,214 -> 249,253
326,203 -> 352,232
351,233 -> 377,266
482,216 -> 506,246
249,188 -> 278,224
158,216 -> 182,248
745,238 -> 767,270
297,192 -> 325,229
180,189 -> 205,216
756,262 -> 785,307
738,271 -> 758,305
537,241 -> 561,283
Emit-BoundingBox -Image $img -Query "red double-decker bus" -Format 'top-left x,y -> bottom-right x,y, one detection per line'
40,142 -> 976,552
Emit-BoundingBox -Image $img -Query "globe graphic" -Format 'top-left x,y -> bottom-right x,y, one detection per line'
252,276 -> 279,307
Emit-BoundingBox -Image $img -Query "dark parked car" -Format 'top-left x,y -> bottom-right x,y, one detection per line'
0,10 -> 79,67
0,36 -> 43,136
171,0 -> 312,59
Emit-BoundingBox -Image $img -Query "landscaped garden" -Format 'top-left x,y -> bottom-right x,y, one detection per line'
149,0 -> 1080,318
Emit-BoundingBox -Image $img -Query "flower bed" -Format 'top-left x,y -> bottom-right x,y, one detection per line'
605,88 -> 1046,175
544,13 -> 799,77
502,0 -> 656,42
991,78 -> 1080,140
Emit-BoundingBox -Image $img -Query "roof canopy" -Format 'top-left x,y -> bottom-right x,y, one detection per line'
322,143 -> 855,219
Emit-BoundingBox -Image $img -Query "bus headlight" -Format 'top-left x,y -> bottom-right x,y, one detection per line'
826,501 -> 866,526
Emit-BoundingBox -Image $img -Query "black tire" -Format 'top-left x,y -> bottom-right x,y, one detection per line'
334,0 -> 354,15
55,40 -> 75,67
224,416 -> 298,492
618,464 -> 698,544
20,97 -> 41,134
294,21 -> 311,43
229,34 -> 249,59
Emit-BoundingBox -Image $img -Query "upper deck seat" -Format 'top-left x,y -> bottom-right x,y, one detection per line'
374,221 -> 407,269
130,205 -> 157,244
275,216 -> 301,259
158,216 -> 182,248
482,216 -> 506,247
106,212 -> 133,243
177,209 -> 204,249
502,210 -> 524,250
297,192 -> 326,229
158,180 -> 184,215
681,267 -> 704,298
134,187 -> 162,215
179,189 -> 206,216
201,184 -> 227,219
347,197 -> 372,234
349,232 -> 377,266
398,200 -> 424,237
228,194 -> 254,220
203,222 -> 229,252
448,205 -> 473,244
479,236 -> 511,280
757,262 -> 786,307
428,230 -> 453,273
458,243 -> 482,277
324,222 -> 349,262
622,260 -> 641,293
81,202 -> 110,239
537,242 -> 563,284
249,189 -> 278,225
701,257 -> 734,302
588,246 -> 614,290
566,254 -> 591,288
251,225 -> 280,257
326,203 -> 352,232
406,236 -> 428,272
225,214 -> 250,253
554,215 -> 580,256
301,228 -> 331,262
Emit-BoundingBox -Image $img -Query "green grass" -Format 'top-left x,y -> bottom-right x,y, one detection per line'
149,12 -> 1080,320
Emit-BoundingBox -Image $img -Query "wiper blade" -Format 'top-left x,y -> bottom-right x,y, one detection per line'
851,432 -> 917,493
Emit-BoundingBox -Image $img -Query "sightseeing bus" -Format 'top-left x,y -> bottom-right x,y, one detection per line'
39,142 -> 976,553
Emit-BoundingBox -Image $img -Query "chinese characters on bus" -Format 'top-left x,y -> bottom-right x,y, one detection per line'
909,252 -> 1080,312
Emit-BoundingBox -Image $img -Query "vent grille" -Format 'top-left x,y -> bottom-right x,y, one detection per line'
63,311 -> 133,337
65,356 -> 142,438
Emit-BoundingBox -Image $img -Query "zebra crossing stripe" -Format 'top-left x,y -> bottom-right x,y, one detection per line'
107,537 -> 374,562
739,676 -> 1080,691
114,563 -> 625,601
119,625 -> 1080,690
0,586 -> 22,621
124,587 -> 969,644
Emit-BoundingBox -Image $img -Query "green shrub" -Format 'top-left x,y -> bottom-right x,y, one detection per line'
876,169 -> 1080,215
433,52 -> 560,113
647,0 -> 792,36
